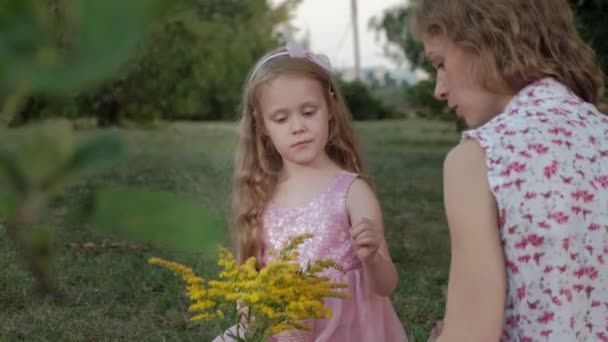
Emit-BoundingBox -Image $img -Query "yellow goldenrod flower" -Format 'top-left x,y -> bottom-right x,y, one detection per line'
148,234 -> 349,341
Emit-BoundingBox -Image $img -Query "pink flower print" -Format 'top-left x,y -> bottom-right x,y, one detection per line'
548,107 -> 569,116
518,255 -> 532,263
544,161 -> 558,179
501,162 -> 527,177
532,99 -> 544,106
528,300 -> 540,310
529,234 -> 544,247
494,123 -> 507,133
563,98 -> 581,105
541,330 -> 554,337
559,288 -> 573,302
571,189 -> 594,202
563,237 -> 571,251
594,176 -> 608,189
552,296 -> 563,305
506,315 -> 517,328
519,150 -> 532,158
573,267 -> 586,279
528,143 -> 550,154
561,176 -> 573,184
588,267 -> 599,280
507,260 -> 519,274
517,285 -> 526,300
548,211 -> 569,224
515,236 -> 529,249
537,312 -> 555,324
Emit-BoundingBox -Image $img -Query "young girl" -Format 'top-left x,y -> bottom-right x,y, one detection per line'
411,1 -> 608,341
214,42 -> 408,342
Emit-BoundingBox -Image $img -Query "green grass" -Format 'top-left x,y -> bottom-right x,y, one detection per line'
0,119 -> 459,341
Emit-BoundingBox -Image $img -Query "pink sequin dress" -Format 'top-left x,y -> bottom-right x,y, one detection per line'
213,170 -> 407,342
260,171 -> 407,342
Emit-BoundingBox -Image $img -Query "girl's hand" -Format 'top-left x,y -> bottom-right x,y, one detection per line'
350,217 -> 381,264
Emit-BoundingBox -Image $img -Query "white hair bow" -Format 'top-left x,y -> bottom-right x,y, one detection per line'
284,41 -> 332,73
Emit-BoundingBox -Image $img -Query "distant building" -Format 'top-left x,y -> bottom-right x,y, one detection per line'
337,66 -> 422,86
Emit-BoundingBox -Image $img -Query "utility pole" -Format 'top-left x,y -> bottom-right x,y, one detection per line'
351,0 -> 361,80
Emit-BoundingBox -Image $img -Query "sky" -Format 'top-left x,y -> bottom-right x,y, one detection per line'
275,0 -> 408,70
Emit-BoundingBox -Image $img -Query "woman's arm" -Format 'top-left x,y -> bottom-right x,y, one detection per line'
436,139 -> 506,342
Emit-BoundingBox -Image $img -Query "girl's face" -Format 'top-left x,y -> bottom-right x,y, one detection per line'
257,74 -> 331,167
424,34 -> 514,129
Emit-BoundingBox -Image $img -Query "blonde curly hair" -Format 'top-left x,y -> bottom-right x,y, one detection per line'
411,0 -> 605,104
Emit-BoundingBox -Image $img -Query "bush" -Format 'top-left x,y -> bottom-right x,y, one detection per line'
338,80 -> 391,120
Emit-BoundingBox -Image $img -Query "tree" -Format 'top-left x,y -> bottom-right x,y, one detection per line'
369,5 -> 450,124
570,0 -> 608,74
14,0 -> 302,126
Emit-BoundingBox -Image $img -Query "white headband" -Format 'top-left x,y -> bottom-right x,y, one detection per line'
250,41 -> 332,77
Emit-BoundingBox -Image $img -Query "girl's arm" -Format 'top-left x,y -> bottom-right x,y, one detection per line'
347,178 -> 398,297
436,139 -> 506,342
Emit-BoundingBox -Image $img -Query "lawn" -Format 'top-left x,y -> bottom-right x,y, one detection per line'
0,119 -> 460,341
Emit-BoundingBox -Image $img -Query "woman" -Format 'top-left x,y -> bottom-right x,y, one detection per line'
411,1 -> 608,341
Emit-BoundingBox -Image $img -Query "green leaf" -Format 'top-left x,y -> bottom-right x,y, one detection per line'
0,119 -> 74,189
89,187 -> 225,252
42,131 -> 124,193
5,0 -> 171,94
0,150 -> 26,218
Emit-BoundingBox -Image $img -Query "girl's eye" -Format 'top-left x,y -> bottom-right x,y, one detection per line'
302,108 -> 316,116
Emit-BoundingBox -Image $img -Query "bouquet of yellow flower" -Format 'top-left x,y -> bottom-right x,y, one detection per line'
149,234 -> 348,342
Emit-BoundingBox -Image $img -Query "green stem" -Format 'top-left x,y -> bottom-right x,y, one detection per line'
0,81 -> 30,128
